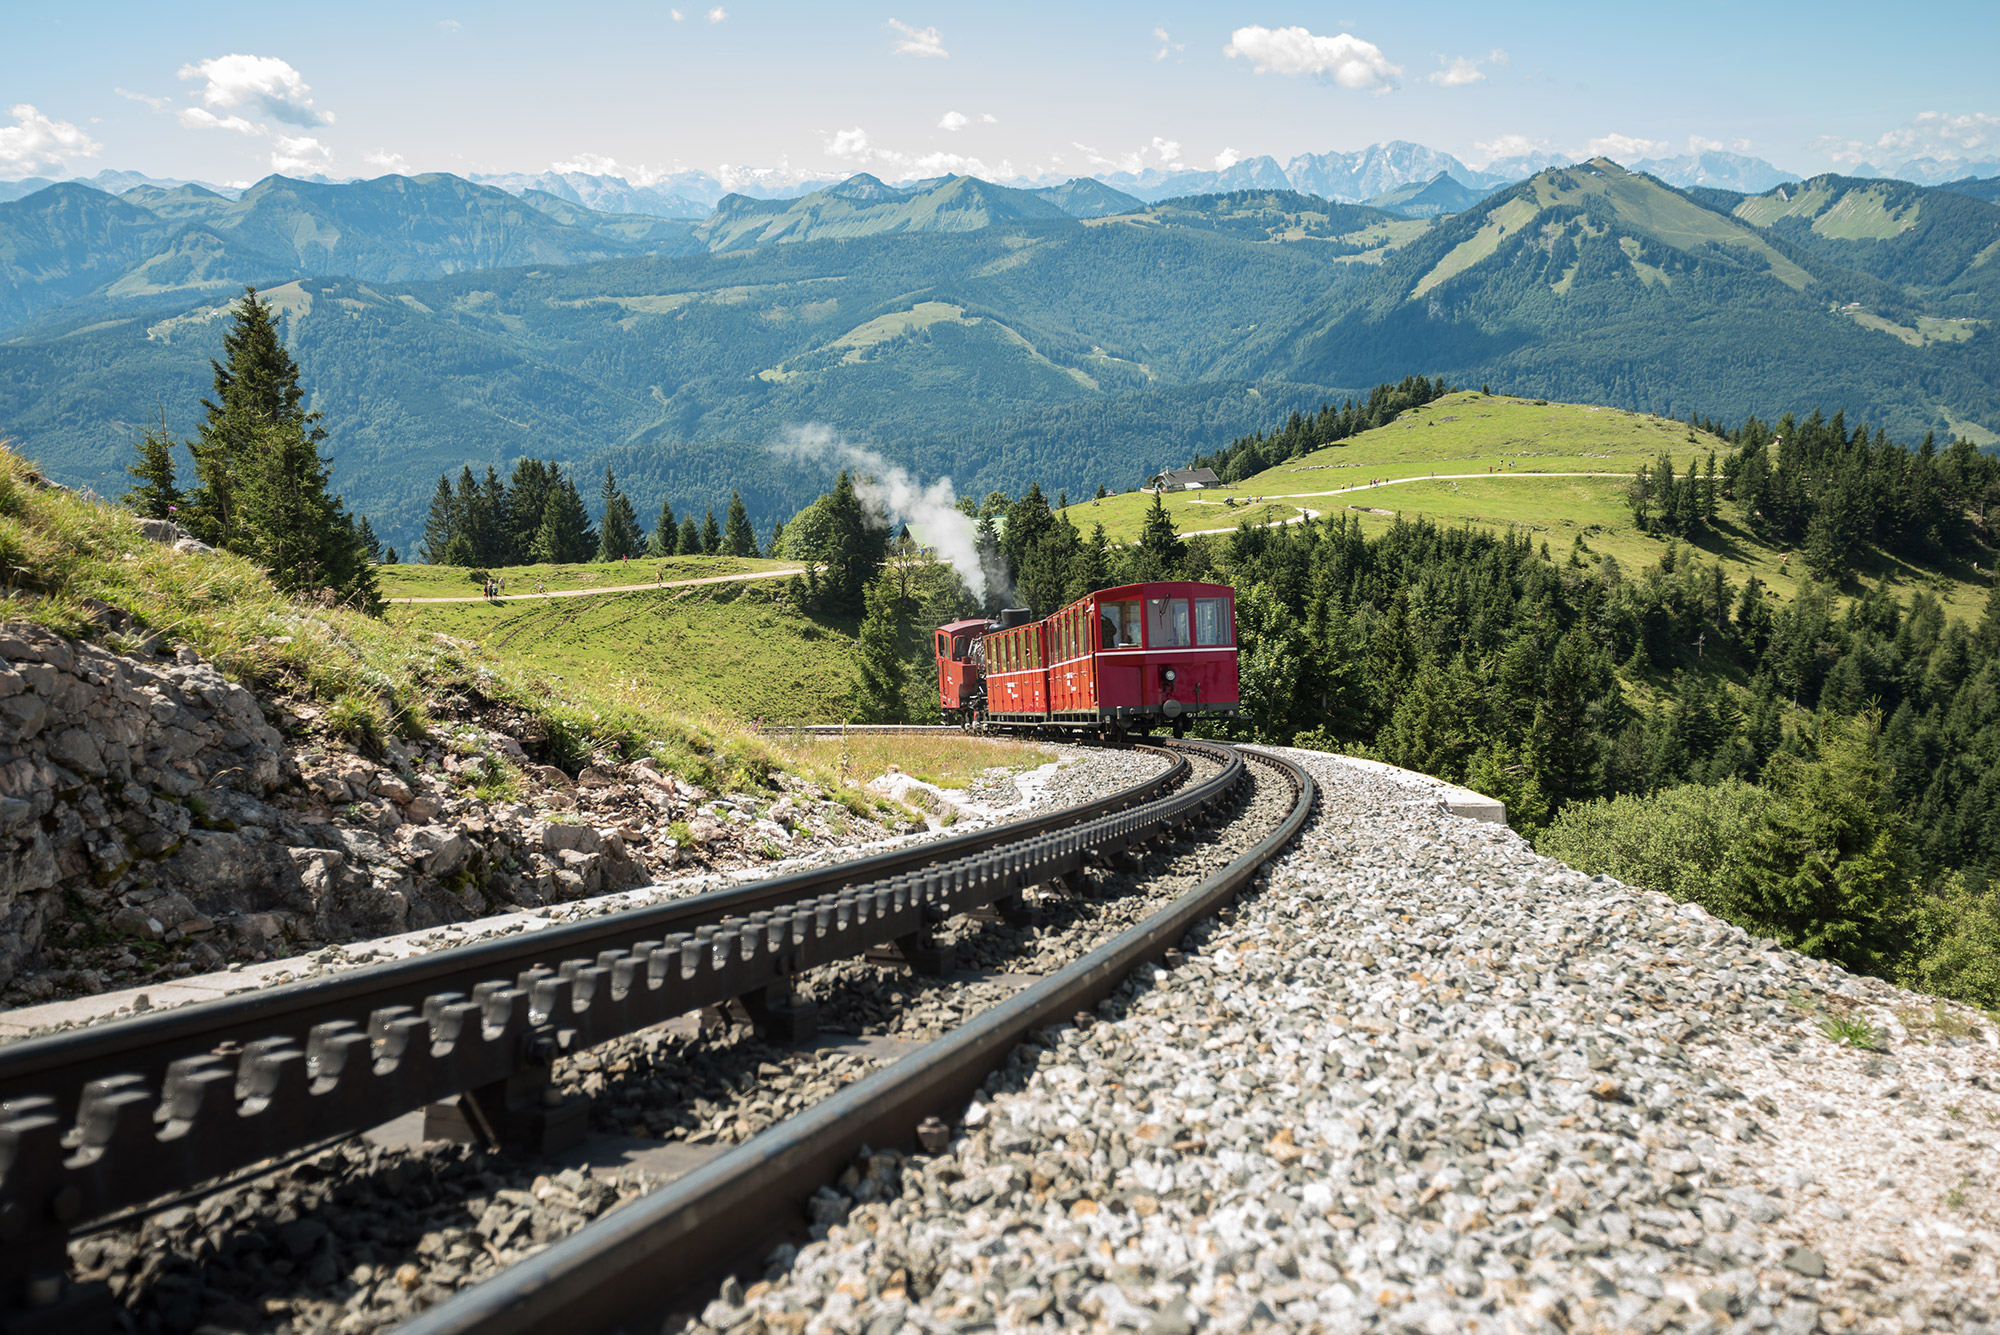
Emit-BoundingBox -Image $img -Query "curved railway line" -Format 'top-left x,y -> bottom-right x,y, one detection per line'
0,741 -> 1315,1334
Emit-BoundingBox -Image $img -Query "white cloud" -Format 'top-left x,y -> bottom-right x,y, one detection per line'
1586,132 -> 1671,161
0,104 -> 102,175
115,88 -> 172,112
815,125 -> 1008,180
1153,27 -> 1184,61
1223,25 -> 1399,91
437,18 -> 461,31
364,149 -> 411,173
1819,110 -> 2000,167
178,107 -> 261,136
550,152 -> 666,185
1488,48 -> 1510,66
1073,136 -> 1183,174
1428,56 -> 1484,86
670,7 -> 683,18
980,112 -> 997,124
1214,147 -> 1241,170
178,54 -> 332,129
270,134 -> 334,174
827,127 -> 871,160
1472,133 -> 1547,164
1688,135 -> 1753,155
888,19 -> 947,58
708,6 -> 726,22
938,110 -> 969,132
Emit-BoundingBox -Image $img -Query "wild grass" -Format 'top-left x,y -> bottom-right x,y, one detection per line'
376,553 -> 796,601
772,733 -> 1057,791
1819,1014 -> 1882,1049
0,445 -> 789,794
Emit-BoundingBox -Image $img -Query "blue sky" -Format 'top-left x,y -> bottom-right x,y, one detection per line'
3,1 -> 1995,185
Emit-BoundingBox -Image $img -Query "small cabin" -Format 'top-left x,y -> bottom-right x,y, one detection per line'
1148,467 -> 1221,493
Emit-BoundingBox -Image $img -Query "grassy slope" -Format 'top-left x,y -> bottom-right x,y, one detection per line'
1061,391 -> 1994,621
388,578 -> 864,723
377,554 -> 794,600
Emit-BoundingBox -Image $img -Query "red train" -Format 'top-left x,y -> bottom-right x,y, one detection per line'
934,581 -> 1241,738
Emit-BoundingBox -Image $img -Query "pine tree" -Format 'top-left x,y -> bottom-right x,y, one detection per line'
454,467 -> 492,565
646,497 -> 678,557
677,515 -> 701,556
722,489 -> 758,557
232,419 -> 379,606
1133,491 -> 1186,581
506,458 -> 556,559
122,411 -> 184,520
531,475 -> 596,563
479,466 -> 513,565
185,287 -> 324,549
819,471 -> 886,613
766,517 -> 785,559
420,475 -> 459,564
855,568 -> 909,722
701,507 -> 721,555
358,516 -> 383,564
597,468 -> 644,561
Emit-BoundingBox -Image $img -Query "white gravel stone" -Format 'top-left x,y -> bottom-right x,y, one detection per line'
698,746 -> 2000,1335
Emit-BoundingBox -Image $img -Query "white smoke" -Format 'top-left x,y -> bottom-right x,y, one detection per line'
774,423 -> 998,602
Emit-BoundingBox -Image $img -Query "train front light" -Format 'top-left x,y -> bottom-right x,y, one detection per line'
1163,667 -> 1177,685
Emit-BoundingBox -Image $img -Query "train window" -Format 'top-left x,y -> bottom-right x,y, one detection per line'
1146,597 -> 1192,647
1194,597 -> 1232,646
1102,600 -> 1141,648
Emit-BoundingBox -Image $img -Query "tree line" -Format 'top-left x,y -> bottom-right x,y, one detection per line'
417,464 -> 762,568
122,287 -> 380,607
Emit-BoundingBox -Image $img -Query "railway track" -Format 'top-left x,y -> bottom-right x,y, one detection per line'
395,744 -> 1313,1335
0,740 -> 1309,1332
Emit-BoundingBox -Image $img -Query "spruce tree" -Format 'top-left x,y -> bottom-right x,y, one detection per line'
358,516 -> 383,564
597,468 -> 644,561
506,458 -> 556,559
420,475 -> 459,564
233,419 -> 378,606
479,466 -> 513,565
647,497 -> 678,557
701,507 -> 721,555
122,413 -> 184,520
855,568 -> 909,722
766,517 -> 785,558
722,489 -> 758,557
185,287 -> 324,549
1134,491 -> 1186,581
531,475 -> 595,563
454,466 -> 492,565
820,471 -> 886,613
677,515 -> 701,556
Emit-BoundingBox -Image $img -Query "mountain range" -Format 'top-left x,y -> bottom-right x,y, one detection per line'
0,157 -> 1994,556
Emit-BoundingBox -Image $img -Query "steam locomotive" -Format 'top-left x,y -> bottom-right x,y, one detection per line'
934,581 -> 1241,739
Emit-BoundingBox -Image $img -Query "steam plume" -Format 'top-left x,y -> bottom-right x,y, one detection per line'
774,423 -> 1005,603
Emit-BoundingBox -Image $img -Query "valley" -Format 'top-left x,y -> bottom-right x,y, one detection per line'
2,160 -> 1996,558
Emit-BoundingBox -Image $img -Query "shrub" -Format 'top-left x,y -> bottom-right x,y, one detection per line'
1536,779 -> 1775,917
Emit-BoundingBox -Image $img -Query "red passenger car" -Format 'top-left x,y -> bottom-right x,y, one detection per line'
933,582 -> 1240,738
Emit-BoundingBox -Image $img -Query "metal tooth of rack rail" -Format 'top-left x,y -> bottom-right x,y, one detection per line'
0,740 -> 1243,1331
398,747 -> 1315,1335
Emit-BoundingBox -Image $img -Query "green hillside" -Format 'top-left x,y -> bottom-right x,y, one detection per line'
1068,391 -> 1995,622
389,576 -> 862,723
696,174 -> 1070,251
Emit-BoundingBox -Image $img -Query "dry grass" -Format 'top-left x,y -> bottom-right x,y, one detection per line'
772,731 -> 1057,791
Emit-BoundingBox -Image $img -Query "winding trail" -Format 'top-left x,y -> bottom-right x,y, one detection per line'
1177,469 -> 1631,536
392,565 -> 806,605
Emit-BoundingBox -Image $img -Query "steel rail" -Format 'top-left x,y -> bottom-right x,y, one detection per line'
396,746 -> 1315,1335
0,742 -> 1241,1326
0,745 -> 1189,1118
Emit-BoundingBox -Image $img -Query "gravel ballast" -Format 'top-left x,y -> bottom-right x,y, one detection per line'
680,747 -> 1999,1335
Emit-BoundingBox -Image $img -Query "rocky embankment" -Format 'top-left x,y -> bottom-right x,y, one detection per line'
0,621 -> 933,1006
